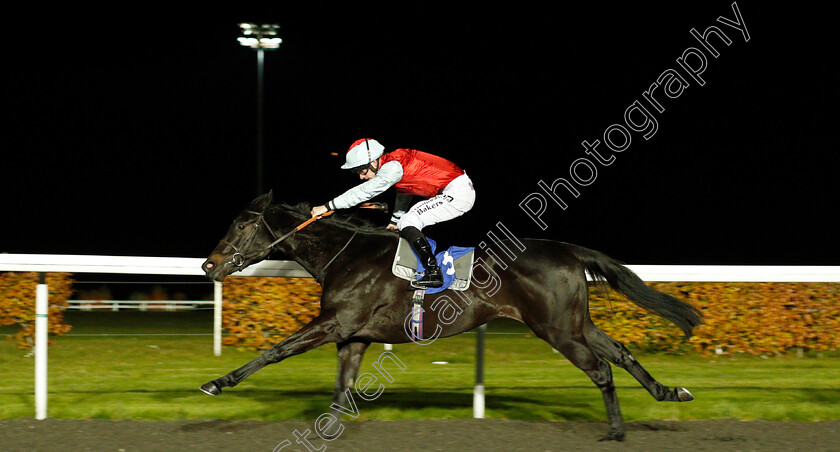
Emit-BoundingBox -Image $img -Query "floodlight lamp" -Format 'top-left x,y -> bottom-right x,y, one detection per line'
259,24 -> 279,35
237,37 -> 257,47
238,23 -> 282,49
259,37 -> 282,49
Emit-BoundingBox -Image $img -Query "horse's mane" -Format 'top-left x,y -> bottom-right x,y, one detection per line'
269,202 -> 393,235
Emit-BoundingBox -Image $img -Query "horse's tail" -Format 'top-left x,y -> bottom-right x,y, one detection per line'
567,244 -> 702,338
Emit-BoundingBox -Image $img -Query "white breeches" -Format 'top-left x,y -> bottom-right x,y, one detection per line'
397,173 -> 476,231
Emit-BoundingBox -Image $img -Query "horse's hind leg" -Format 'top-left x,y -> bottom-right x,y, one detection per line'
200,314 -> 341,395
329,340 -> 370,420
533,325 -> 626,441
584,325 -> 694,402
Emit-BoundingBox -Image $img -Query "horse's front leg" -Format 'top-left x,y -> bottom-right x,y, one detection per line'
329,340 -> 371,419
200,314 -> 342,395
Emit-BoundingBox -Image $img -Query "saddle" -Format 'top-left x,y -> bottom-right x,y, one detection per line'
391,237 -> 475,293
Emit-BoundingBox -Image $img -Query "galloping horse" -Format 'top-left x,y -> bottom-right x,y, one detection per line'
200,191 -> 701,441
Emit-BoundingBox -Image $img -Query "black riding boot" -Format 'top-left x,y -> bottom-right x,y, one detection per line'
401,226 -> 443,290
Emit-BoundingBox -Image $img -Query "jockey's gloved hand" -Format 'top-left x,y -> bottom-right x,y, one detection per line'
386,223 -> 399,232
310,205 -> 330,218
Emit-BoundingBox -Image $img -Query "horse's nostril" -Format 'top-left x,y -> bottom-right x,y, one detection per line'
203,260 -> 215,271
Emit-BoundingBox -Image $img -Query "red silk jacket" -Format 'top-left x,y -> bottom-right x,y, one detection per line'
380,148 -> 464,198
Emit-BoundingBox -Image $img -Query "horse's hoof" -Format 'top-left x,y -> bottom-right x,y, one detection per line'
598,430 -> 625,442
676,387 -> 694,402
200,381 -> 222,396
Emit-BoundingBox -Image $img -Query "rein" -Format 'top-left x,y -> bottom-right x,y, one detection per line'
322,230 -> 357,272
222,202 -> 387,270
265,211 -> 335,252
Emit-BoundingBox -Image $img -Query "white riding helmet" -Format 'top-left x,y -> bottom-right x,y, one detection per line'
341,138 -> 385,170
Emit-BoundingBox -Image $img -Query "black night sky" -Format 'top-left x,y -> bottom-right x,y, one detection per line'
2,2 -> 837,266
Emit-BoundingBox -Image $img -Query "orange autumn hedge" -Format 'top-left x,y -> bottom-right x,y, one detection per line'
0,272 -> 74,348
589,282 -> 840,355
222,276 -> 321,350
220,278 -> 840,355
5,273 -> 830,356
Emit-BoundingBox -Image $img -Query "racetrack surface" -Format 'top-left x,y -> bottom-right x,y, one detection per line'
2,418 -> 839,451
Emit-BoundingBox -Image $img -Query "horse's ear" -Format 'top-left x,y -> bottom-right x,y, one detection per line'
251,190 -> 274,211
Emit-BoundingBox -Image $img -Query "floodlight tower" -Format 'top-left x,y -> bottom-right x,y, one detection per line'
238,23 -> 282,195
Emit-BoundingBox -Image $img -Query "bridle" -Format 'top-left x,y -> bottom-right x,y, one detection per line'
219,208 -> 335,270
218,202 -> 386,270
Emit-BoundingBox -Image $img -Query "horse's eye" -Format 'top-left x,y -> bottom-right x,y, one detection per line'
237,224 -> 245,230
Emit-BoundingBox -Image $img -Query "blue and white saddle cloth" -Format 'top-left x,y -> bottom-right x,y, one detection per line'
391,237 -> 475,294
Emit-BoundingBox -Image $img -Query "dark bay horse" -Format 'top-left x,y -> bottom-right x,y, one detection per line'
200,191 -> 701,441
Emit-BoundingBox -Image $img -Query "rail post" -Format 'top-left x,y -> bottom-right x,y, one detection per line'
35,273 -> 48,420
214,281 -> 223,356
473,323 -> 486,418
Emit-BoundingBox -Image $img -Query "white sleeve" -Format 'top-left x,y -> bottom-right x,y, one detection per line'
330,161 -> 403,210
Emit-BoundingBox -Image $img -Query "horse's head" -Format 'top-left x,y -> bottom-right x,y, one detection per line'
202,190 -> 277,282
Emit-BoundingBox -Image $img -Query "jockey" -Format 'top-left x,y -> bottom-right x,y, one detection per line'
310,138 -> 476,289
